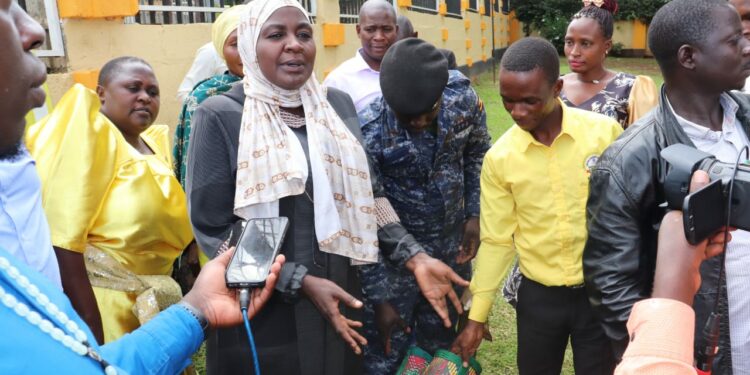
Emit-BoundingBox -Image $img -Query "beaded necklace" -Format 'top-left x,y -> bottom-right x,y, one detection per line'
0,255 -> 117,374
279,109 -> 306,129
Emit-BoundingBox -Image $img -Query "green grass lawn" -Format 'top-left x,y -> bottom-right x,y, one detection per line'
471,57 -> 662,374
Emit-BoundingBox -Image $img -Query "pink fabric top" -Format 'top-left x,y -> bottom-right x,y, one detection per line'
615,298 -> 697,374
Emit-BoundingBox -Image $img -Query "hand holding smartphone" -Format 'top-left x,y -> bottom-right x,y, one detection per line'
225,217 -> 290,288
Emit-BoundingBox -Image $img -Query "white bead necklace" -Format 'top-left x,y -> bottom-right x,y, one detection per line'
0,256 -> 117,375
279,109 -> 306,129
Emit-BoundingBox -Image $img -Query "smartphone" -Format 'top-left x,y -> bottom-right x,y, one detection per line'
683,179 -> 725,245
225,217 -> 289,288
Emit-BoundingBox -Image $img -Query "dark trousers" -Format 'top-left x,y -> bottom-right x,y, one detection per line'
516,277 -> 616,375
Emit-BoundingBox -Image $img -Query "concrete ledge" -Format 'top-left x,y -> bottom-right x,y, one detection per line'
72,69 -> 100,90
58,0 -> 139,19
322,23 -> 345,47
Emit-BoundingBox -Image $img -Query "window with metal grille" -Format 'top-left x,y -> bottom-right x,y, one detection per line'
410,0 -> 438,13
501,0 -> 510,15
339,0 -> 394,23
19,0 -> 65,57
131,0 -> 316,25
446,0 -> 461,17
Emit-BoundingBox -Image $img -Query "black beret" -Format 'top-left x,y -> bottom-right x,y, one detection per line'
380,38 -> 449,116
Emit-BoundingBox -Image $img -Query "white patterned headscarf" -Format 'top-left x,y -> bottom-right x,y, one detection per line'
234,0 -> 378,264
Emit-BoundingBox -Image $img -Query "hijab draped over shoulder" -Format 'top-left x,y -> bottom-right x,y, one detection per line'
234,0 -> 378,264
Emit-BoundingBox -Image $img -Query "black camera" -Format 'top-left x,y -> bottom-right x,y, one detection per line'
661,144 -> 750,244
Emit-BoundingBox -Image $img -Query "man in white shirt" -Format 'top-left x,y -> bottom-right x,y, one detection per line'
666,92 -> 750,373
584,1 -> 750,373
730,0 -> 750,92
663,4 -> 750,370
324,0 -> 398,113
0,1 -> 61,289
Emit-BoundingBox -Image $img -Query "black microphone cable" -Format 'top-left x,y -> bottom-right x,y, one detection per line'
695,145 -> 748,373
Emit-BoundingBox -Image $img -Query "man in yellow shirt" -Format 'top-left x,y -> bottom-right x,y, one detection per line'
450,37 -> 622,374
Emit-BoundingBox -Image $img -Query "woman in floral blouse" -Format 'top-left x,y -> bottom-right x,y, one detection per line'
561,0 -> 658,128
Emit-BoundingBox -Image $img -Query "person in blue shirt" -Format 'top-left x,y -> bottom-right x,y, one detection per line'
0,4 -> 61,290
0,2 -> 283,374
0,244 -> 283,375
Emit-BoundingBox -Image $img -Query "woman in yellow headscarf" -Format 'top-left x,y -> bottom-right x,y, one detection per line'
173,4 -> 246,188
26,56 -> 194,343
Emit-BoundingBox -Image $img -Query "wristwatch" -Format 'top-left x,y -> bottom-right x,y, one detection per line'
177,301 -> 209,340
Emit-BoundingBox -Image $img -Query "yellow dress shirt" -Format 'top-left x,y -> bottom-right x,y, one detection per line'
469,102 -> 622,322
26,84 -> 194,341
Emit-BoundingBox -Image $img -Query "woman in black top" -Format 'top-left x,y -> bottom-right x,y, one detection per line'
185,0 -> 377,373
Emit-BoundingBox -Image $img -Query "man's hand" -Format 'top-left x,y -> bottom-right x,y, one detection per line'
182,248 -> 284,328
652,170 -> 732,305
450,319 -> 485,367
406,252 -> 469,327
375,302 -> 410,355
456,217 -> 480,264
301,275 -> 368,355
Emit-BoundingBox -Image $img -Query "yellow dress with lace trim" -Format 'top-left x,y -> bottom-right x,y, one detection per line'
25,84 -> 193,342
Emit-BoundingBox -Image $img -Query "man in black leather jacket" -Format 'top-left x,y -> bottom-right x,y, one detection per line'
583,0 -> 750,372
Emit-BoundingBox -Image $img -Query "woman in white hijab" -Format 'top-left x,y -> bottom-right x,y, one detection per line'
186,0 -> 377,373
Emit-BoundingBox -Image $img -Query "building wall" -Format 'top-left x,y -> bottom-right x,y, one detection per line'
45,3 -> 512,128
59,20 -> 214,131
42,1 -> 645,129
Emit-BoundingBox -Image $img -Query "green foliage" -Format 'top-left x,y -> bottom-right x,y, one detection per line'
509,0 -> 668,51
509,0 -> 579,53
538,14 -> 571,54
616,0 -> 669,23
510,0 -> 579,34
610,42 -> 624,57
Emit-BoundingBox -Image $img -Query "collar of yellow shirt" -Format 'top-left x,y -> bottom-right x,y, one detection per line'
514,98 -> 578,153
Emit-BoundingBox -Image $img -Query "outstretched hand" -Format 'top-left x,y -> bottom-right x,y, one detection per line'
302,275 -> 368,354
182,247 -> 285,328
407,252 -> 469,327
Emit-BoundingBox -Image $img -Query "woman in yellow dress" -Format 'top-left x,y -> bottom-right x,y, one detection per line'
26,56 -> 194,343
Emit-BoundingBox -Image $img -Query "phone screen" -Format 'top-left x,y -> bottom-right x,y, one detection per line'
226,217 -> 289,288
